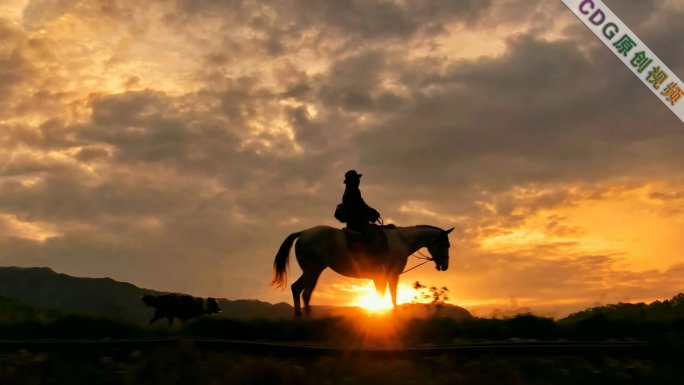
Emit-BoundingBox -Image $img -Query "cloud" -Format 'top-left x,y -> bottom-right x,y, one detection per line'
0,0 -> 682,316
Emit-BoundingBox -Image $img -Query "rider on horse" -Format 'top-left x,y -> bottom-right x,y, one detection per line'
337,170 -> 389,266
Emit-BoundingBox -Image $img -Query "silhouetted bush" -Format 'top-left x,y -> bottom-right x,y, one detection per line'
399,314 -> 559,343
0,295 -> 62,324
0,313 -> 171,340
47,315 -> 148,339
558,313 -> 677,341
507,314 -> 558,340
3,293 -> 684,344
561,293 -> 684,323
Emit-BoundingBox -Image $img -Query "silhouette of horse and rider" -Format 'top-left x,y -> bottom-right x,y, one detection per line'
272,170 -> 454,318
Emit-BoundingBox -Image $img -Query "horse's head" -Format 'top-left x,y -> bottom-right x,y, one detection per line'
426,227 -> 454,271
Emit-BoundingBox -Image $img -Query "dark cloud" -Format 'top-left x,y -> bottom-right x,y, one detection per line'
650,190 -> 684,201
74,147 -> 110,162
354,31 -> 684,197
170,0 -> 495,43
603,0 -> 665,29
315,49 -> 387,111
0,20 -> 37,117
279,83 -> 312,99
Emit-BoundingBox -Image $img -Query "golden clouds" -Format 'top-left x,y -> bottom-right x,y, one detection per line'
0,213 -> 60,241
0,0 -> 29,25
1,0 -> 683,318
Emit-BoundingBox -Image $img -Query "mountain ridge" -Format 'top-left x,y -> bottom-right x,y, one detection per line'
0,266 -> 473,322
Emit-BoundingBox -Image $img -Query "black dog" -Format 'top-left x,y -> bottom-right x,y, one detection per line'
141,294 -> 222,325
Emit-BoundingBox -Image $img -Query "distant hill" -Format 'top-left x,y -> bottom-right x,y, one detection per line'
0,267 -> 170,322
0,267 -> 295,322
0,267 -> 473,322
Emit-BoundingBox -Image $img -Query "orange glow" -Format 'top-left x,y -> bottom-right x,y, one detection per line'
349,281 -> 432,311
354,292 -> 394,312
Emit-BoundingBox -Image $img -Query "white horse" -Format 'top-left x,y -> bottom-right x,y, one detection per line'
271,224 -> 454,318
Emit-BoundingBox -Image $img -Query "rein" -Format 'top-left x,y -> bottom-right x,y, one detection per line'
400,250 -> 433,275
394,228 -> 437,275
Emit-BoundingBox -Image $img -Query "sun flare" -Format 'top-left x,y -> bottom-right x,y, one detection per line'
354,292 -> 394,312
348,282 -> 423,311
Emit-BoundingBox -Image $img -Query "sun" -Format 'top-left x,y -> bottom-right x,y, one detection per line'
354,292 -> 394,312
348,282 -> 418,311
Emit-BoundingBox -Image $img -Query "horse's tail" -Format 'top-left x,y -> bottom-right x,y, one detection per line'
271,231 -> 303,290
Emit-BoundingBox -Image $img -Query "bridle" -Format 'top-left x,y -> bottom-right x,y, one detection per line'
397,229 -> 448,275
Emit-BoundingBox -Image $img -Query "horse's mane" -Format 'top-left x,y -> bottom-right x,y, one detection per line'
378,224 -> 443,231
412,224 -> 443,231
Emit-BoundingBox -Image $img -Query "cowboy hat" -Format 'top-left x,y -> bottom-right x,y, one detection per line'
344,170 -> 362,183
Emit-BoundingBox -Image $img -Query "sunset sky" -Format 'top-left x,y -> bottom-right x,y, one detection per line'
1,0 -> 684,318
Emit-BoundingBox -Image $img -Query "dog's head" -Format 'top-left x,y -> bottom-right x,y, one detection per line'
206,297 -> 222,314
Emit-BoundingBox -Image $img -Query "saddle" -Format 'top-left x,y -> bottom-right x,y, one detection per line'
342,224 -> 389,263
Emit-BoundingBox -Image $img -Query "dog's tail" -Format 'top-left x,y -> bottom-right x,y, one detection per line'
141,295 -> 159,308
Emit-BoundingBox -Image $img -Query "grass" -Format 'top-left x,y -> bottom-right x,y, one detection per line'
0,341 -> 682,385
2,311 -> 684,345
1,310 -> 684,383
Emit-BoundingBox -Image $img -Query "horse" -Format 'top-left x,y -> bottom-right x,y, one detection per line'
271,224 -> 454,318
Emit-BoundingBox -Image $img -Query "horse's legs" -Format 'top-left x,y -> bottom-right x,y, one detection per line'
291,275 -> 306,318
373,276 -> 387,298
302,269 -> 324,317
388,274 -> 400,308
